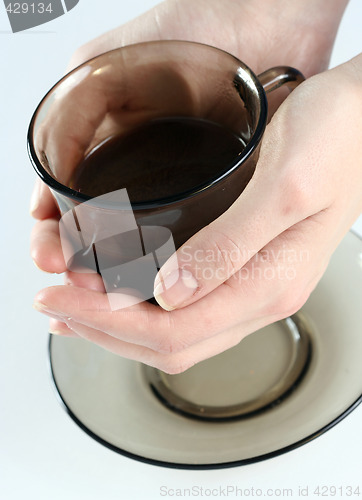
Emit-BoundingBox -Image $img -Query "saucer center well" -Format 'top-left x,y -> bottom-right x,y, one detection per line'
143,314 -> 312,420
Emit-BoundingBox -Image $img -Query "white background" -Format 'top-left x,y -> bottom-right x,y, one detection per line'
0,1 -> 361,499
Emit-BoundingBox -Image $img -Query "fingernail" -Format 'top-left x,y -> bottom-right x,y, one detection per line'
33,301 -> 53,312
48,328 -> 77,338
30,182 -> 40,214
33,301 -> 67,321
153,269 -> 198,311
48,329 -> 63,335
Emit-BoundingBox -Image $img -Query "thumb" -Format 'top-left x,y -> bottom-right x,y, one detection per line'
152,150 -> 307,311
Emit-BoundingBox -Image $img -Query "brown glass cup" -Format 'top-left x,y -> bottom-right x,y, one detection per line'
28,41 -> 306,420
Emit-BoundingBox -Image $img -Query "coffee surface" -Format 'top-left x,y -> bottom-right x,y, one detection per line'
70,117 -> 245,203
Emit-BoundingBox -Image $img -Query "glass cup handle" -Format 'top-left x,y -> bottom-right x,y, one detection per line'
258,66 -> 305,94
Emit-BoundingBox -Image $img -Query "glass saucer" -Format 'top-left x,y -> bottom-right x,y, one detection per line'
49,231 -> 362,469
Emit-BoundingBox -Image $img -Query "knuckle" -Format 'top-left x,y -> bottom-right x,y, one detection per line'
153,335 -> 189,355
266,287 -> 310,319
279,170 -> 312,217
281,294 -> 305,318
205,228 -> 245,278
151,314 -> 189,354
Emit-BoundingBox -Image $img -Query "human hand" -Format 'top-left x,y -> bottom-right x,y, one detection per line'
31,0 -> 358,373
33,54 -> 362,373
30,0 -> 349,271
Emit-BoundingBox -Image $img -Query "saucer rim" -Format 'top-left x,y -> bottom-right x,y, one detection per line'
48,230 -> 362,469
48,346 -> 362,470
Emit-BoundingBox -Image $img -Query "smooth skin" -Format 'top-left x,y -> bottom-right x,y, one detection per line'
31,0 -> 362,374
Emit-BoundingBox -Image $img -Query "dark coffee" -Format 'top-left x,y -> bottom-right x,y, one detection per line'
70,117 -> 246,202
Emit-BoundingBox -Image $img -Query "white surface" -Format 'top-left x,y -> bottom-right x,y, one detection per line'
0,1 -> 361,499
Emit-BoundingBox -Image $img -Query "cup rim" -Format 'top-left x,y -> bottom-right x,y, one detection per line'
27,40 -> 268,210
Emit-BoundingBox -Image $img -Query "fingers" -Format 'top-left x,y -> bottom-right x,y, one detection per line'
65,4 -> 162,72
47,314 -> 274,374
49,318 -> 78,338
30,179 -> 59,220
33,211 -> 332,373
33,218 -> 322,356
31,218 -> 66,274
33,281 -> 260,354
30,179 -> 63,274
64,270 -> 106,292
